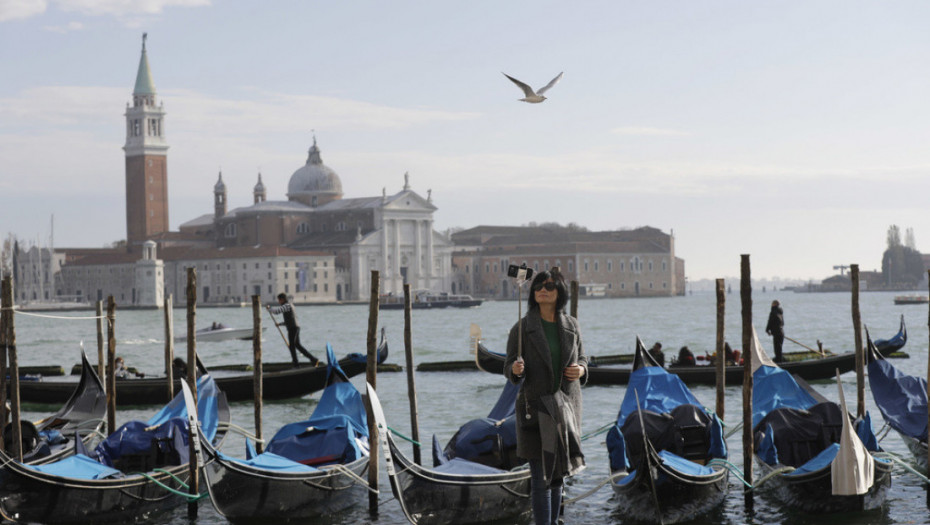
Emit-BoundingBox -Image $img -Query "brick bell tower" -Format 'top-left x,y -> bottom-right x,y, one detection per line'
124,33 -> 169,250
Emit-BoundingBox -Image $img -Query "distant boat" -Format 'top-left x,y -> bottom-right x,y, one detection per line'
380,291 -> 482,310
174,324 -> 264,343
894,295 -> 929,305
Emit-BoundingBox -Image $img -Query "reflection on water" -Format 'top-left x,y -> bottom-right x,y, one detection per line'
10,290 -> 929,524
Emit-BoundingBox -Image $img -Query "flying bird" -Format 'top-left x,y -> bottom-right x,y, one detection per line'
502,71 -> 563,103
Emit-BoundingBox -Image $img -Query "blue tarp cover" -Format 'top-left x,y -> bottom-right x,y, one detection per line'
752,365 -> 818,428
27,453 -> 122,480
657,449 -> 715,476
431,457 -> 508,475
785,443 -> 839,476
868,358 -> 928,441
264,366 -> 368,465
437,379 -> 520,465
617,367 -> 701,425
147,375 -> 222,442
219,450 -> 318,473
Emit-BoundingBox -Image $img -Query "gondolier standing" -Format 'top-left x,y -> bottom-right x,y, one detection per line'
766,300 -> 785,362
504,268 -> 587,525
268,293 -> 320,367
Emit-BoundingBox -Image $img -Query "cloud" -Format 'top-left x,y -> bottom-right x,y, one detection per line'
43,20 -> 83,32
53,0 -> 210,17
0,0 -> 47,21
611,126 -> 690,137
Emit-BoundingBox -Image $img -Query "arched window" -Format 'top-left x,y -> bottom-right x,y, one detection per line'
224,223 -> 237,238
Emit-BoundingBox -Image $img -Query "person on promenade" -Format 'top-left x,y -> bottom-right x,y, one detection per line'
267,293 -> 319,367
504,268 -> 588,525
766,300 -> 785,362
648,341 -> 665,367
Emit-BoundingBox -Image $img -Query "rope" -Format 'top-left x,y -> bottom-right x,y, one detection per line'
0,308 -> 105,321
220,423 -> 266,443
724,422 -> 744,439
581,422 -> 614,441
751,465 -> 795,488
138,472 -> 206,502
706,459 -> 752,488
389,426 -> 422,447
562,471 -> 625,505
324,464 -> 379,494
151,468 -> 190,490
873,451 -> 930,484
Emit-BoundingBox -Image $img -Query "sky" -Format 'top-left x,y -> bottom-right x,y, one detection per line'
1,1 -> 928,281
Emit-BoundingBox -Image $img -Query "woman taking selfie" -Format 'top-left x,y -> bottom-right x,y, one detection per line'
504,268 -> 588,525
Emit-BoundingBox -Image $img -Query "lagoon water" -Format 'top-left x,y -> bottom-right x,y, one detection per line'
10,290 -> 930,524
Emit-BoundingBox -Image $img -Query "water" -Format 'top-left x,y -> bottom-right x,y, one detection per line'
8,290 -> 930,524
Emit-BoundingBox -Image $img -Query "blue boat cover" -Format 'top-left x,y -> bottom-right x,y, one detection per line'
868,358 -> 928,441
617,367 -> 701,424
147,374 -> 222,442
93,375 -> 222,468
218,450 -> 318,473
437,379 -> 520,467
752,365 -> 818,428
262,347 -> 368,466
27,453 -> 122,480
431,457 -> 508,475
785,443 -> 839,476
657,449 -> 715,476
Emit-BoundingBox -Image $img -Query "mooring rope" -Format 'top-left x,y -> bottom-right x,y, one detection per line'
388,426 -> 422,447
706,458 -> 752,488
581,422 -> 614,441
220,422 -> 265,443
874,451 -> 930,484
751,466 -> 795,487
138,472 -> 206,502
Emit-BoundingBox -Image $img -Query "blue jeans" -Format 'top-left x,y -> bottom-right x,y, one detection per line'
529,459 -> 563,525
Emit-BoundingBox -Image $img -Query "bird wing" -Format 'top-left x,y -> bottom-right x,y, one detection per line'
502,73 -> 537,97
536,72 -> 564,95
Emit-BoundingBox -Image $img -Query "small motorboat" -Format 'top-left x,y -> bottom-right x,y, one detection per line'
174,323 -> 265,343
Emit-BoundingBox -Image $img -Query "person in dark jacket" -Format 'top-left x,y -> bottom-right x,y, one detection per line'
676,346 -> 696,366
765,300 -> 785,362
268,293 -> 319,367
504,269 -> 587,525
648,342 -> 665,367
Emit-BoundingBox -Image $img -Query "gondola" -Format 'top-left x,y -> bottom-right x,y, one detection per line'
18,329 -> 388,406
0,373 -> 230,524
872,314 -> 907,354
367,381 -> 531,525
866,330 -> 928,470
606,337 -> 729,524
475,316 -> 904,386
11,350 -> 107,466
750,327 -> 892,513
197,343 -> 371,522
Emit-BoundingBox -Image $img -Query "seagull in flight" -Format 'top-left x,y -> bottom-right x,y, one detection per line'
502,72 -> 563,103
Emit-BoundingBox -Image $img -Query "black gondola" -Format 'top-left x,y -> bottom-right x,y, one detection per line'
0,373 -> 230,524
606,338 -> 729,524
475,315 -> 905,386
18,330 -> 388,406
197,344 -> 371,522
367,382 -> 531,525
14,350 -> 107,466
867,329 -> 927,470
750,327 -> 892,513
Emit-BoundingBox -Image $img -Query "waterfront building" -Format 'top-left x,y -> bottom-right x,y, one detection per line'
450,226 -> 684,298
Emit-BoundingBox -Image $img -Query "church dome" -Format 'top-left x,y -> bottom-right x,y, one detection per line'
287,138 -> 343,207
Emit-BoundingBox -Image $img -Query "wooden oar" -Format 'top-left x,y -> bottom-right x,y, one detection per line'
784,335 -> 825,357
264,307 -> 290,348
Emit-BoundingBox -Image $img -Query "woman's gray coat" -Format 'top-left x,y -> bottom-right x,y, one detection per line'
504,307 -> 588,461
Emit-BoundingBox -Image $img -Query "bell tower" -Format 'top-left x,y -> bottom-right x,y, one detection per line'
124,33 -> 169,250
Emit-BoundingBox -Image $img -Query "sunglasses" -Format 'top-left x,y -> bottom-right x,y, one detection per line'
533,281 -> 557,292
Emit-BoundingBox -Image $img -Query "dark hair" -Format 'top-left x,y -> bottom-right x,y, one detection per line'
527,270 -> 568,313
277,293 -> 287,301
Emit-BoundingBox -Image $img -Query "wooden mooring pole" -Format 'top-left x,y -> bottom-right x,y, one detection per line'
252,295 -> 264,454
163,294 -> 175,401
570,280 -> 579,319
1,276 -> 22,460
850,264 -> 865,418
106,296 -> 117,437
96,300 -> 105,380
186,268 -> 199,519
366,271 -> 380,515
715,278 -> 726,419
403,284 -> 421,465
740,255 -> 753,511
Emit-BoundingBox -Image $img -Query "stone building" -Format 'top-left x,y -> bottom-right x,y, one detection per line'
450,226 -> 684,298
